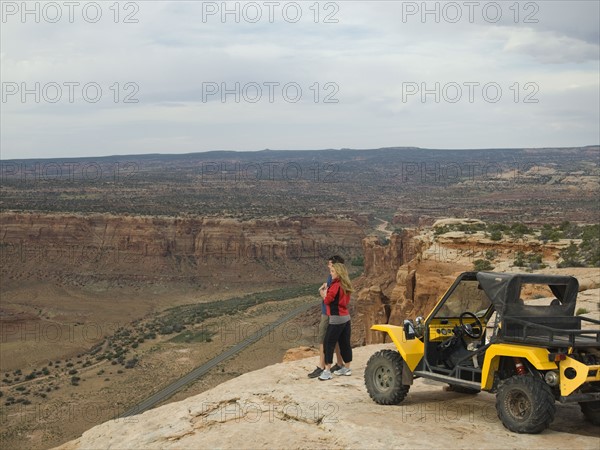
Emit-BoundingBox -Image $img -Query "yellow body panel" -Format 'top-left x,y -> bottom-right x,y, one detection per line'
560,357 -> 600,396
371,324 -> 424,371
427,319 -> 460,341
480,344 -> 557,390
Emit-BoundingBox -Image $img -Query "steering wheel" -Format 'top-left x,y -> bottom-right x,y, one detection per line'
459,311 -> 483,339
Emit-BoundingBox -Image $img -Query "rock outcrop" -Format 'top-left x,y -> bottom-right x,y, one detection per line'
352,223 -> 600,345
56,344 -> 598,450
352,230 -> 468,345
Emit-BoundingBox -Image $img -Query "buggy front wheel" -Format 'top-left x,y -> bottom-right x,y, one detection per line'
364,350 -> 410,405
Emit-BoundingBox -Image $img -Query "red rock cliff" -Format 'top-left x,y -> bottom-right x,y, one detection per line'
352,231 -> 469,345
0,212 -> 365,287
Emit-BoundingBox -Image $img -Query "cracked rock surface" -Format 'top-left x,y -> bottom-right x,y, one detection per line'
56,344 -> 599,449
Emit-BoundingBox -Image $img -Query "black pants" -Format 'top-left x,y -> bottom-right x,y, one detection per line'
324,320 -> 352,365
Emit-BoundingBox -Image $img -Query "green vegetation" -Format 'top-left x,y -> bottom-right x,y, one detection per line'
539,225 -> 562,242
558,242 -> 585,268
433,221 -> 598,268
148,284 -> 319,337
169,330 -> 214,343
489,230 -> 502,241
485,250 -> 498,260
473,259 -> 494,271
1,283 -> 320,409
514,251 -> 547,270
434,221 -> 531,239
576,308 -> 589,316
557,224 -> 599,267
351,256 -> 364,266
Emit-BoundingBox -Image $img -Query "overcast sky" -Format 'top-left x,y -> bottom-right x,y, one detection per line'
1,0 -> 599,159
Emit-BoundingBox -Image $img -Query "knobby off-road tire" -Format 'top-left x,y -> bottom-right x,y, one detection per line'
364,350 -> 410,405
580,401 -> 600,426
496,374 -> 556,434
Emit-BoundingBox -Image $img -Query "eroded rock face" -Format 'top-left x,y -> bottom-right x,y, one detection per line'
353,226 -> 600,346
353,230 -> 466,344
0,212 -> 364,286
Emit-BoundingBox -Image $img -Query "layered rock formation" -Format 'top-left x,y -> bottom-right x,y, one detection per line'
352,221 -> 599,346
0,212 -> 365,286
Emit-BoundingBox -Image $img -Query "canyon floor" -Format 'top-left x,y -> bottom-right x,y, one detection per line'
0,286 -> 322,450
56,343 -> 599,450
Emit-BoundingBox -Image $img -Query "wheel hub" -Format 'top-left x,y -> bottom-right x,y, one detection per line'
506,390 -> 531,420
375,366 -> 392,390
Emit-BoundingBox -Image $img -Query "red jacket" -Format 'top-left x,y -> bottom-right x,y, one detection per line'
323,279 -> 350,316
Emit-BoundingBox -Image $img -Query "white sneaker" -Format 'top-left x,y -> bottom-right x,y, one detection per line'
334,367 -> 352,376
318,369 -> 332,380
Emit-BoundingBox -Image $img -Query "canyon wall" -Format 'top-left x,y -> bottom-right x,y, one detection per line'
352,231 -> 464,345
351,224 -> 597,346
0,212 -> 365,287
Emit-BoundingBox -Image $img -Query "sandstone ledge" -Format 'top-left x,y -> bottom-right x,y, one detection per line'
57,344 -> 598,450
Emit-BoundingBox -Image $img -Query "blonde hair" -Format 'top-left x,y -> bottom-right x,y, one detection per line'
332,263 -> 354,294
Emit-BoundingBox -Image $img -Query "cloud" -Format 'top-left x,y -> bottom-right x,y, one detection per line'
0,1 -> 598,159
502,28 -> 599,64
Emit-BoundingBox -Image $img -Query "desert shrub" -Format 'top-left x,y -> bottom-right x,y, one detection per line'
351,256 -> 364,266
509,222 -> 532,237
557,242 -> 585,268
160,325 -> 174,335
539,228 -> 561,242
473,259 -> 494,271
434,225 -> 451,236
489,230 -> 502,241
488,223 -> 509,232
576,308 -> 589,316
484,250 -> 497,260
125,358 -> 138,369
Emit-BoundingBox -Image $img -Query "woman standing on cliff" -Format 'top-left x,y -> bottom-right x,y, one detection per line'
318,262 -> 353,380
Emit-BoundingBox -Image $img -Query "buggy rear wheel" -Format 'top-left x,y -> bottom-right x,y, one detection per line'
496,374 -> 556,434
364,350 -> 410,405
